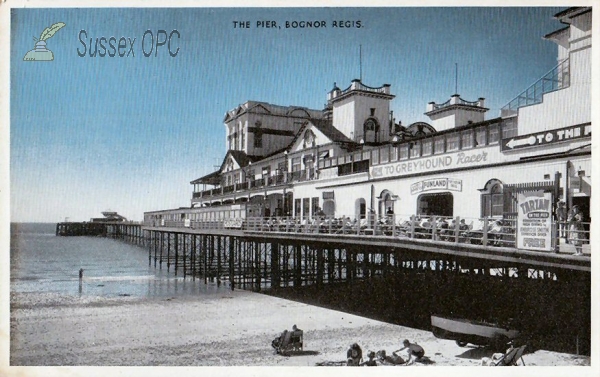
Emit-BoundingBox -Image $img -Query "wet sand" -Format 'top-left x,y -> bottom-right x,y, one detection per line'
5,287 -> 591,373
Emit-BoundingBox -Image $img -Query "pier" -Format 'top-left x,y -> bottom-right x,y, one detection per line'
56,218 -> 591,355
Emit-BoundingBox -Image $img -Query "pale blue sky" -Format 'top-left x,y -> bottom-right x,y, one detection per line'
10,7 -> 564,222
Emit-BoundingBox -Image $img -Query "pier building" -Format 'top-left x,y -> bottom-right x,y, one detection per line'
146,7 -> 591,256
57,7 -> 592,356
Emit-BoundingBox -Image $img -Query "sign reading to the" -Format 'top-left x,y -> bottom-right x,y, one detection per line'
501,123 -> 591,152
517,190 -> 553,251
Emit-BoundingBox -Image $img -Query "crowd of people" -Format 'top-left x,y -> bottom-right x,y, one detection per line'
346,339 -> 426,367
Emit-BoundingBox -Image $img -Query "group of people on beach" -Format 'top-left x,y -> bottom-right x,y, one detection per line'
346,339 -> 425,366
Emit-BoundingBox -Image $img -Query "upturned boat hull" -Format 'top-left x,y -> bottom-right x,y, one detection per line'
431,314 -> 520,347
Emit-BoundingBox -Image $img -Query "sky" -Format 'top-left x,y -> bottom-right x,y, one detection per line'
8,6 -> 566,222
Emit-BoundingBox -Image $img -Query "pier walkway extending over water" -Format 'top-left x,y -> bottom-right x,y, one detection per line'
55,218 -> 591,355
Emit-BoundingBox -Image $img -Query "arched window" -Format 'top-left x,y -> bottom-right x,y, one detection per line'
480,179 -> 504,217
363,117 -> 380,143
378,190 -> 396,217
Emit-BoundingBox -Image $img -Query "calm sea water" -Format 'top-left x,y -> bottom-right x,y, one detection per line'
10,223 -> 227,298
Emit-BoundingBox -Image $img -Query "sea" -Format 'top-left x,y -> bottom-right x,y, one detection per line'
10,223 -> 228,298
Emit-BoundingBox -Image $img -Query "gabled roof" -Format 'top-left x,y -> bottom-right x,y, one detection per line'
225,150 -> 257,170
190,150 -> 260,185
190,170 -> 220,185
311,118 -> 354,143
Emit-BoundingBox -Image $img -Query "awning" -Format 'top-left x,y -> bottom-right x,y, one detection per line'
318,150 -> 330,159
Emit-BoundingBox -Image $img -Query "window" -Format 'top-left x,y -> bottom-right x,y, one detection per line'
303,154 -> 314,166
380,146 -> 390,163
422,140 -> 433,156
292,157 -> 301,172
311,197 -> 319,217
475,127 -> 486,147
501,118 -> 518,139
488,125 -> 499,144
434,136 -> 445,154
410,141 -> 420,158
446,133 -> 459,151
371,149 -> 379,165
390,145 -> 399,161
254,121 -> 263,148
481,180 -> 504,217
294,199 -> 301,217
461,130 -> 474,149
399,144 -> 409,160
302,198 -> 310,218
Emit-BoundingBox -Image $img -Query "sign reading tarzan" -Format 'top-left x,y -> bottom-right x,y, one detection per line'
517,191 -> 553,251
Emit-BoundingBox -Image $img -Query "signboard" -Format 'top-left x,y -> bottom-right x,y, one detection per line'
224,218 -> 244,229
517,190 -> 553,251
370,148 -> 499,179
323,191 -> 335,200
410,178 -> 463,195
501,123 -> 591,152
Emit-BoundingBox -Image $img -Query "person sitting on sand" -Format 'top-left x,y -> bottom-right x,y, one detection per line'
346,343 -> 363,366
360,351 -> 378,366
395,339 -> 424,365
376,349 -> 405,365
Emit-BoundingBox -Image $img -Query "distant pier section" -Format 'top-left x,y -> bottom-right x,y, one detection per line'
55,211 -> 142,242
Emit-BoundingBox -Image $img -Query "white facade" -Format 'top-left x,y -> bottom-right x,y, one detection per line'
182,7 -> 591,230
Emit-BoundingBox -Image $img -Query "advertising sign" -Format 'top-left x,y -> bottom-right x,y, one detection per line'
517,190 -> 553,251
370,147 -> 501,179
410,178 -> 463,195
224,218 -> 244,229
501,123 -> 591,152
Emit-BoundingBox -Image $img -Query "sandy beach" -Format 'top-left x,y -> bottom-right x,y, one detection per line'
6,285 -> 590,372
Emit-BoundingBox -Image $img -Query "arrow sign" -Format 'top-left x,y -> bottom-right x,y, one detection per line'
501,123 -> 590,152
505,135 -> 536,149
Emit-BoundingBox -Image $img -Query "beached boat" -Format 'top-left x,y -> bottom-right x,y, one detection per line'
431,314 -> 520,348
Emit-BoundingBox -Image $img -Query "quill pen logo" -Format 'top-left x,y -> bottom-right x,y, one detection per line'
23,22 -> 66,61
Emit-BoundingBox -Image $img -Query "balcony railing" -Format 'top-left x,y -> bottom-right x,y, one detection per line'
144,214 -> 589,254
501,58 -> 570,117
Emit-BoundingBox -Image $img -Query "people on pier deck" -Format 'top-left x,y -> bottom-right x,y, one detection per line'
568,206 -> 586,256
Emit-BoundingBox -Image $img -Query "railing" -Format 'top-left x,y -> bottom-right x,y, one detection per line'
501,58 -> 570,117
145,215 -> 590,254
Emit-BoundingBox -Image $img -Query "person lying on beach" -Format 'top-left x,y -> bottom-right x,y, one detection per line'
375,349 -> 405,365
394,339 -> 425,365
346,343 -> 363,366
360,351 -> 378,366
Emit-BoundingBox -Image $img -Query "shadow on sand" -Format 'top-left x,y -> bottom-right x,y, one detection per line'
280,350 -> 320,357
455,346 -> 496,360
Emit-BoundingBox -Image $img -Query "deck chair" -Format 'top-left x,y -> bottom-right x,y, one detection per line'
493,345 -> 526,366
